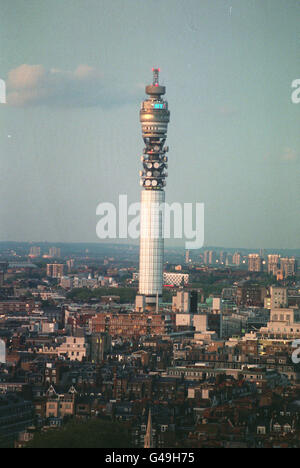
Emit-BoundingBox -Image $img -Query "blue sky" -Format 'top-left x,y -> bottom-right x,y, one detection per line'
0,0 -> 299,249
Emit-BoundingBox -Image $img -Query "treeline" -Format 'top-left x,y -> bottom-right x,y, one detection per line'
66,286 -> 228,305
25,418 -> 131,448
67,287 -> 137,304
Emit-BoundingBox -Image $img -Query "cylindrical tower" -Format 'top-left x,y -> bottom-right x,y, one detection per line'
136,69 -> 170,312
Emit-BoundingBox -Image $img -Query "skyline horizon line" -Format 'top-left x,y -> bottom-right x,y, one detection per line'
0,239 -> 299,255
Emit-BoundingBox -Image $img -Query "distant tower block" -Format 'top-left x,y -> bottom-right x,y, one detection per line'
185,250 -> 190,264
0,339 -> 6,364
136,69 -> 170,312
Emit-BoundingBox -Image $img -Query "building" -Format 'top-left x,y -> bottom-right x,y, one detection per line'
66,259 -> 75,272
270,286 -> 288,309
0,395 -> 34,448
211,297 -> 223,314
185,250 -> 190,264
203,251 -> 209,265
288,288 -> 300,308
173,293 -> 190,314
47,263 -> 64,278
232,252 -> 241,266
136,69 -> 170,312
60,276 -> 73,289
163,272 -> 189,287
0,339 -> 5,363
57,336 -> 88,361
175,313 -> 193,328
44,362 -> 61,385
28,336 -> 88,361
172,290 -> 190,313
280,257 -> 296,278
204,250 -> 217,265
190,291 -> 198,313
236,284 -> 267,307
88,332 -> 111,363
0,262 -> 8,287
260,307 -> 300,340
49,247 -> 61,258
248,254 -> 262,272
91,312 -> 174,337
45,389 -> 75,420
221,313 -> 247,339
193,314 -> 209,333
0,300 -> 35,314
166,365 -> 286,393
29,246 -> 41,258
268,254 -> 280,275
219,251 -> 227,265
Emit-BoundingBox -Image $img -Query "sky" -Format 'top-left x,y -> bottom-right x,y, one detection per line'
0,0 -> 299,250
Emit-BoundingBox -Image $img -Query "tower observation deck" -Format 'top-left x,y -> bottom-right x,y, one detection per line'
136,69 -> 170,312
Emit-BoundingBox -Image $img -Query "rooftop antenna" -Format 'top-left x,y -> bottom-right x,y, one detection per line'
152,68 -> 160,86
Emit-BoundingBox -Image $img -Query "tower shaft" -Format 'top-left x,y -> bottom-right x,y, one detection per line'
136,69 -> 170,312
139,190 -> 165,300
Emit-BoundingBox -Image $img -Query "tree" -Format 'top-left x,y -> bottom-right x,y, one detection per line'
25,419 -> 131,449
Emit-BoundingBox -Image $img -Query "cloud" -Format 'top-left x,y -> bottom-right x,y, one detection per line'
8,64 -> 46,90
7,64 -> 140,108
281,147 -> 298,162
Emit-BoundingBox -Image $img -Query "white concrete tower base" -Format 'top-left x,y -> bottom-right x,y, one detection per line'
138,189 -> 165,309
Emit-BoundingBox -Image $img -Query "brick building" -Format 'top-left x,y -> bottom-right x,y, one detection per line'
90,312 -> 174,338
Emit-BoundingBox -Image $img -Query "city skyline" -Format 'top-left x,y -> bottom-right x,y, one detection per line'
0,0 -> 299,249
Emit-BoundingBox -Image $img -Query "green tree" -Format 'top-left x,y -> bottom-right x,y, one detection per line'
26,419 -> 131,449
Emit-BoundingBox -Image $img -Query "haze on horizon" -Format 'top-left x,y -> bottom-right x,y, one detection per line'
0,0 -> 299,250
